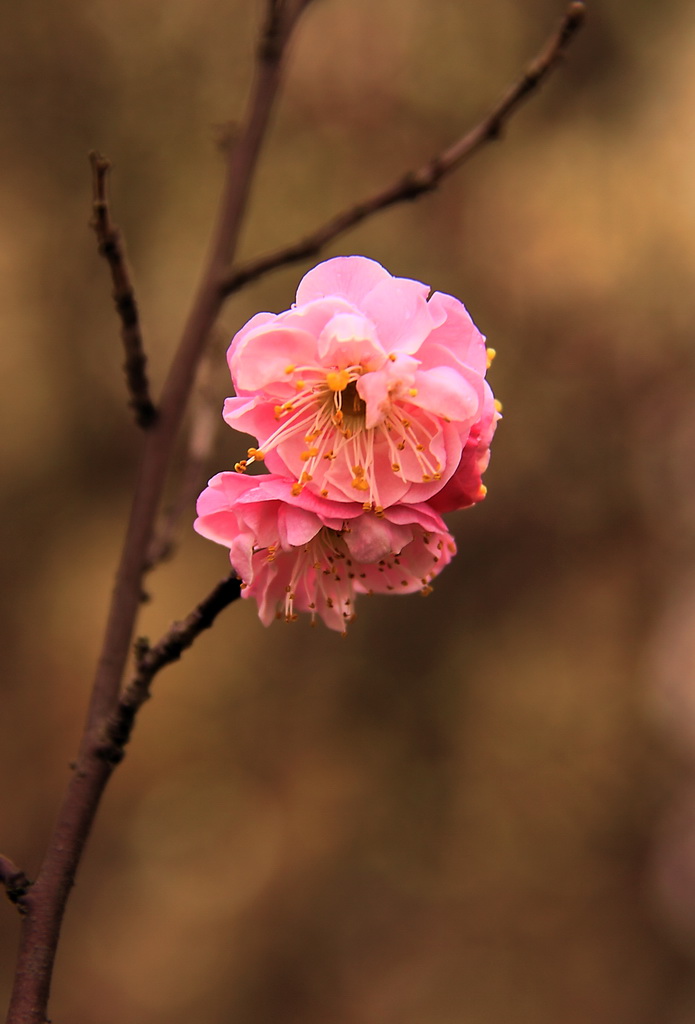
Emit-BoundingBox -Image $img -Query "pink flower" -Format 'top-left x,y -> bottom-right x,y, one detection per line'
194,472 -> 456,633
224,256 -> 495,512
429,380 -> 499,513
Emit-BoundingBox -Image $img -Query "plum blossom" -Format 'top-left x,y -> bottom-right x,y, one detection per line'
224,256 -> 496,511
194,472 -> 456,633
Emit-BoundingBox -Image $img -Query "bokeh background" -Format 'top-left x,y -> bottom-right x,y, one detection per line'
2,0 -> 695,1021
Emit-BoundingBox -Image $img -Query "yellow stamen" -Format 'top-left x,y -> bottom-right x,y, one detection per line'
494,399 -> 503,414
284,364 -> 295,374
326,368 -> 351,392
486,348 -> 497,368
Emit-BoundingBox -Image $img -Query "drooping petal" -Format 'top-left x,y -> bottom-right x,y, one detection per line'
278,504 -> 324,548
343,515 -> 413,564
194,472 -> 456,631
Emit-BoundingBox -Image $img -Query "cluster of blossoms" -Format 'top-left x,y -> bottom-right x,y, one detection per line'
195,256 -> 499,632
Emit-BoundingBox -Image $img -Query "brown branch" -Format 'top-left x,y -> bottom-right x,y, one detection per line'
99,575 -> 243,764
145,350 -> 219,571
5,3 -> 310,1021
221,1 -> 586,297
0,856 -> 31,913
90,152 -> 157,429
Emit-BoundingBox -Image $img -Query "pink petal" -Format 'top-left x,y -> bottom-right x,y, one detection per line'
295,255 -> 391,306
317,312 -> 385,366
357,354 -> 418,429
343,515 -> 413,563
229,326 -> 319,392
411,366 -> 481,423
360,277 -> 440,354
421,291 -> 487,373
278,505 -> 323,548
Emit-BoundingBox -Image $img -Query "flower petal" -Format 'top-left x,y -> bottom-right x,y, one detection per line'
411,365 -> 481,423
295,255 -> 391,306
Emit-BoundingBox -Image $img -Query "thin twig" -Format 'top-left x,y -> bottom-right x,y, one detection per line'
0,856 -> 31,913
221,1 -> 586,297
98,575 -> 243,764
90,152 -> 157,429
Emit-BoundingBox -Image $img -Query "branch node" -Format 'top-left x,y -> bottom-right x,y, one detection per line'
1,857 -> 32,915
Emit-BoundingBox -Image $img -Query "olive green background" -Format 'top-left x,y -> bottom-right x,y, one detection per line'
2,1 -> 695,1021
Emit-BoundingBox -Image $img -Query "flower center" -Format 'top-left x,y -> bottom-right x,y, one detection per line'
325,378 -> 365,430
234,361 -> 442,508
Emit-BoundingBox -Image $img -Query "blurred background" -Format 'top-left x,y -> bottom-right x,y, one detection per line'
2,0 -> 695,1020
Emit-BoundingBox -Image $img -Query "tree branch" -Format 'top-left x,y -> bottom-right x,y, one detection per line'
99,574 -> 243,765
145,351 -> 219,571
221,1 -> 586,297
90,152 -> 157,429
5,3 -> 309,1020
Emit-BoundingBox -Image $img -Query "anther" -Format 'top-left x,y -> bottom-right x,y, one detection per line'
326,369 -> 350,392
